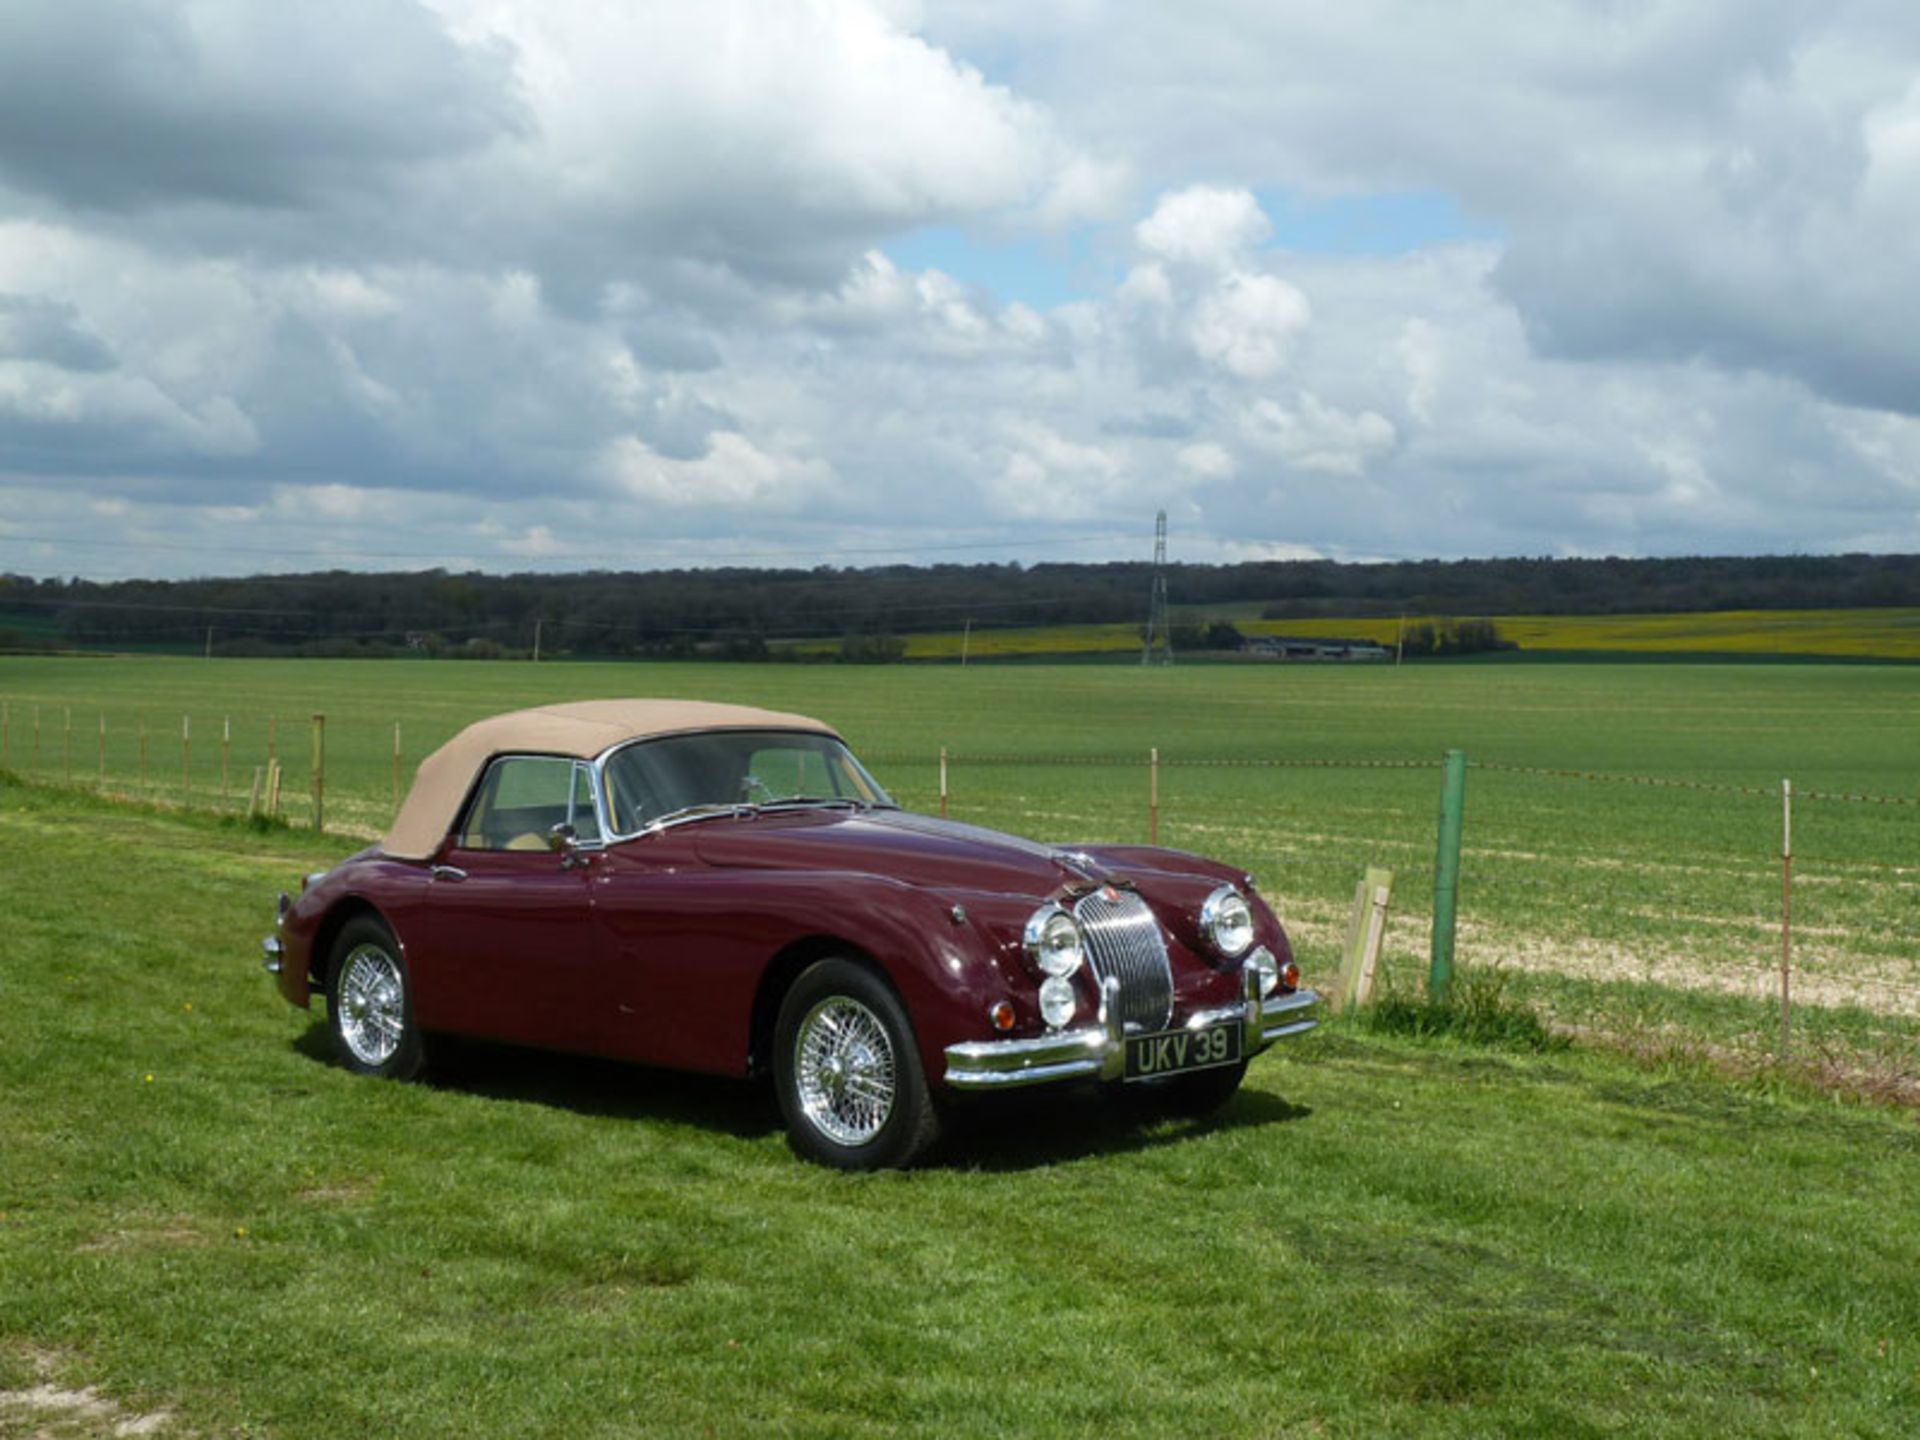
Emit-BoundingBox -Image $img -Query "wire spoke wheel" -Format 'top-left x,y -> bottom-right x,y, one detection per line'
335,941 -> 406,1068
794,996 -> 897,1146
774,958 -> 937,1168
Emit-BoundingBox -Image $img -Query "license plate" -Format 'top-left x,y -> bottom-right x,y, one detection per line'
1124,1020 -> 1242,1081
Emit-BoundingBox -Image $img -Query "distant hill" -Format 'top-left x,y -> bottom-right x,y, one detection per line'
3,552 -> 1917,658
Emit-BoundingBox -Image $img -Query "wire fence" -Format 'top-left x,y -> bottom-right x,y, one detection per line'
4,700 -> 1917,1077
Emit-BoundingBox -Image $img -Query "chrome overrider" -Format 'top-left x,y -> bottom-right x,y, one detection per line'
944,970 -> 1318,1091
260,891 -> 290,975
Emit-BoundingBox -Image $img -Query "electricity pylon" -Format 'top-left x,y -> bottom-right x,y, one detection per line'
1142,509 -> 1172,665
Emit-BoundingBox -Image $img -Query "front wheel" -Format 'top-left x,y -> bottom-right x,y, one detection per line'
774,959 -> 940,1169
325,915 -> 424,1080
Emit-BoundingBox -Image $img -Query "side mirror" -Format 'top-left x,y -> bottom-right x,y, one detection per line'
547,822 -> 580,866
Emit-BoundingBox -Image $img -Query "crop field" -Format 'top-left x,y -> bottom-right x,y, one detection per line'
2,657 -> 1919,1437
779,606 -> 1920,661
2,656 -> 1917,1072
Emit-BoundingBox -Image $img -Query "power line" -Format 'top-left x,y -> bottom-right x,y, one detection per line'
0,527 -> 1142,570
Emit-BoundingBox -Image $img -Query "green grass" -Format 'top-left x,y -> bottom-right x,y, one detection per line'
4,780 -> 1920,1437
1,656 -> 1916,1080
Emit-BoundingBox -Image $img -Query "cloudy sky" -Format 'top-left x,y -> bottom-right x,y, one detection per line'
2,0 -> 1919,580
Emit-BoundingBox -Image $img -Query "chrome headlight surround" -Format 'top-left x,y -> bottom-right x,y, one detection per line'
1199,885 -> 1255,959
1023,903 -> 1085,978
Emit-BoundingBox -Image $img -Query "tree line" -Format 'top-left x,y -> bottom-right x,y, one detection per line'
0,551 -> 1914,658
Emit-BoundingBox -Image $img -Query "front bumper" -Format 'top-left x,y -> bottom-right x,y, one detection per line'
944,971 -> 1318,1092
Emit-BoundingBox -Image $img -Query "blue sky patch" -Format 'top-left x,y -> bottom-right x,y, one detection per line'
884,190 -> 1501,310
1257,188 -> 1503,255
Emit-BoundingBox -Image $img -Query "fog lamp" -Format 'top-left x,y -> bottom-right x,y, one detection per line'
1038,976 -> 1076,1029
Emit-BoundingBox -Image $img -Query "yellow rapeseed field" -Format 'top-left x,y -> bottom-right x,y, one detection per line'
802,608 -> 1920,661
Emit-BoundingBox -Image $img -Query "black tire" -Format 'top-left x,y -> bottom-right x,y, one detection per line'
1141,1059 -> 1248,1118
773,958 -> 940,1169
325,915 -> 425,1081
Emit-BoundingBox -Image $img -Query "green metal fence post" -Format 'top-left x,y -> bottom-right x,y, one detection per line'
1430,748 -> 1468,1003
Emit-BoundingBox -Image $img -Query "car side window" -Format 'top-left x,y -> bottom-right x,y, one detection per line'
460,756 -> 600,851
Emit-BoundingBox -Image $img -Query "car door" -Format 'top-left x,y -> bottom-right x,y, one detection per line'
418,754 -> 616,1053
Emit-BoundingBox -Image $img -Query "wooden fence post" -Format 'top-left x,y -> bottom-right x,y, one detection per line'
310,714 -> 325,832
63,707 -> 72,785
939,746 -> 949,820
138,714 -> 147,790
32,705 -> 40,770
392,721 -> 402,816
97,714 -> 105,788
1336,867 -> 1395,1010
181,716 -> 191,802
222,717 -> 231,802
1149,747 -> 1160,845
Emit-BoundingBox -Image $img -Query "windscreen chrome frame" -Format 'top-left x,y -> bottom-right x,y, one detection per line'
592,728 -> 891,842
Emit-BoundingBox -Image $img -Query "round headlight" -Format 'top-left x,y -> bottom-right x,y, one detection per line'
1200,885 -> 1255,959
1023,904 -> 1085,977
1038,975 -> 1077,1029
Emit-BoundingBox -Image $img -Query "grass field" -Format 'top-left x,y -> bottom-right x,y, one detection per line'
4,779 -> 1919,1437
2,656 -> 1916,1080
777,607 -> 1920,661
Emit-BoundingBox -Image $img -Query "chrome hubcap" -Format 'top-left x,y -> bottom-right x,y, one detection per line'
794,996 -> 896,1147
337,943 -> 405,1066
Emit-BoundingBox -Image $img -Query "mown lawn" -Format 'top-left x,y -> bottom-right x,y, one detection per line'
3,778 -> 1919,1438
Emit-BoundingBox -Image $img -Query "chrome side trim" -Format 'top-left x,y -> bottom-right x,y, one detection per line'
261,936 -> 284,975
943,983 -> 1319,1092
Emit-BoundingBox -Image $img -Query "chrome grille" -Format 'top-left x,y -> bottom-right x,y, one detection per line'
1073,889 -> 1173,1032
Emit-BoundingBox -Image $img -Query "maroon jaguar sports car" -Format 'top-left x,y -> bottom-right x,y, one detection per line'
261,700 -> 1318,1167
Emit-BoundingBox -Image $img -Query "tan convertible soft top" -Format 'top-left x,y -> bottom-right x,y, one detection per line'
382,699 -> 839,860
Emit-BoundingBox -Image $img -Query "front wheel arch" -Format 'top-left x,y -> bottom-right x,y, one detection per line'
748,935 -> 883,1080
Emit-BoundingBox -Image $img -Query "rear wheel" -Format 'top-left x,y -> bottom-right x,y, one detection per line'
325,915 -> 424,1080
774,959 -> 939,1169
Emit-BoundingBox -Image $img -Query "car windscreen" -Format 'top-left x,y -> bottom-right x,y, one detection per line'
601,729 -> 892,834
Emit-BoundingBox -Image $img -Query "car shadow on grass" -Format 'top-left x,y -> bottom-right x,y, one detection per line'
292,1025 -> 1310,1167
935,1084 -> 1312,1172
292,1024 -> 781,1140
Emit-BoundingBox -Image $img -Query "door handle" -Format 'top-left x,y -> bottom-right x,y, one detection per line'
431,865 -> 467,883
